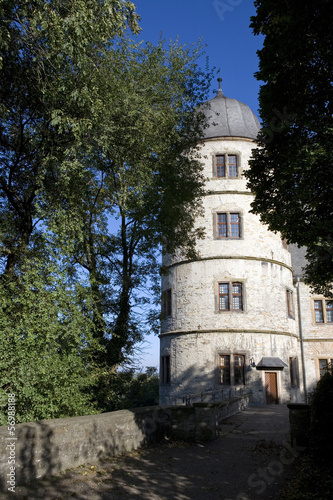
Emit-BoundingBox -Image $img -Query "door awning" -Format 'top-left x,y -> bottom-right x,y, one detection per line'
256,357 -> 288,370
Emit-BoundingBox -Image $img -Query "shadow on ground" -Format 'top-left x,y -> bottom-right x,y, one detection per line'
2,405 -> 297,500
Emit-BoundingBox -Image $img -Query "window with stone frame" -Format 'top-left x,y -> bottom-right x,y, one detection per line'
314,299 -> 333,323
219,354 -> 245,385
289,357 -> 299,387
215,154 -> 238,178
286,289 -> 295,318
219,282 -> 243,311
217,212 -> 241,238
162,289 -> 172,318
161,355 -> 171,384
318,358 -> 333,378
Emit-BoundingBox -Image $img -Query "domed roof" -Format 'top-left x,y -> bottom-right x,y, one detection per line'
200,81 -> 260,140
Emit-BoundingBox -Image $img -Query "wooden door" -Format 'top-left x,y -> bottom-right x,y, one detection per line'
265,372 -> 278,404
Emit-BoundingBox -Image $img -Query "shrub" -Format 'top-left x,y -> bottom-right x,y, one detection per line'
309,364 -> 333,464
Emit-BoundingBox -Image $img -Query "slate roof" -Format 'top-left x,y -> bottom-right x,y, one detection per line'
256,357 -> 288,369
200,88 -> 260,140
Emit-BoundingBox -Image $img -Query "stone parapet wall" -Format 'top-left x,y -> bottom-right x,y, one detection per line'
0,396 -> 250,490
288,403 -> 310,448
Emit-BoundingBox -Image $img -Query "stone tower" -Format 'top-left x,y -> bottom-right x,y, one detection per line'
159,81 -> 301,405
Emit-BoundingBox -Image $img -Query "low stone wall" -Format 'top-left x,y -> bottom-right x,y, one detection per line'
0,395 -> 249,490
287,403 -> 311,448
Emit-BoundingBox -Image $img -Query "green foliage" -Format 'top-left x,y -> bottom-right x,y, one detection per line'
283,368 -> 333,500
0,0 -> 139,276
0,2 -> 213,421
70,38 -> 213,369
0,256 -> 100,424
282,455 -> 333,500
246,0 -> 333,296
124,367 -> 159,408
309,365 -> 333,464
90,367 -> 159,413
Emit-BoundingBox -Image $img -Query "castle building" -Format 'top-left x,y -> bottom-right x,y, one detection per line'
159,80 -> 333,405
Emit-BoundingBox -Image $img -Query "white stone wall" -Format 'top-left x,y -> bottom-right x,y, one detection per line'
162,259 -> 296,334
294,280 -> 333,395
160,331 -> 299,405
160,135 -> 333,406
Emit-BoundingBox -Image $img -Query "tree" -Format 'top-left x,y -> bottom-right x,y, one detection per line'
0,0 -> 139,278
0,3 -> 213,420
0,251 -> 100,424
246,0 -> 333,296
71,38 -> 212,373
0,0 -> 141,422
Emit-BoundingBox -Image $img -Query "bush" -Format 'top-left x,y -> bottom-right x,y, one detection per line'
310,365 -> 333,464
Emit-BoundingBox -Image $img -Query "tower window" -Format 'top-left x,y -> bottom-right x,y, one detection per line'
161,355 -> 171,384
326,301 -> 333,322
219,355 -> 230,384
234,355 -> 245,385
289,357 -> 299,387
215,154 -> 238,178
162,289 -> 172,318
286,289 -> 295,318
314,299 -> 333,323
219,282 -> 243,311
318,358 -> 333,378
219,354 -> 245,385
217,212 -> 240,238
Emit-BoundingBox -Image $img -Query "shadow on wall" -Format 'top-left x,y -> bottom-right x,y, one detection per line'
18,421 -> 60,484
2,360 -> 284,493
0,395 -> 253,499
161,361 -> 266,405
0,404 -> 174,491
0,420 -> 60,493
163,357 -> 306,406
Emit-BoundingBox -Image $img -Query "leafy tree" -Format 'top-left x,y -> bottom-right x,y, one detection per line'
246,0 -> 333,296
0,0 -> 140,421
95,367 -> 159,412
0,2 -> 213,420
0,251 -> 101,424
0,0 -> 139,277
67,38 -> 212,374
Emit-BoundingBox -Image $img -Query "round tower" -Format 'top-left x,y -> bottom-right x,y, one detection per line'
160,80 -> 300,405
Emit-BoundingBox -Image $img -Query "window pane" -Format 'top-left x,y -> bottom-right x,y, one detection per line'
217,213 -> 227,237
220,355 -> 230,384
228,155 -> 237,177
287,290 -> 294,318
220,355 -> 230,366
234,355 -> 245,385
314,300 -> 324,323
289,357 -> 298,387
232,283 -> 242,310
220,296 -> 228,310
230,213 -> 240,237
233,296 -> 242,309
319,359 -> 328,378
219,283 -> 229,310
161,355 -> 171,384
326,301 -> 333,322
216,155 -> 225,177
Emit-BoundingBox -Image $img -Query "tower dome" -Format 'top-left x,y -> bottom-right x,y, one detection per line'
200,79 -> 260,140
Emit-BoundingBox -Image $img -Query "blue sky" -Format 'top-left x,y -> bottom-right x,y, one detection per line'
132,0 -> 263,370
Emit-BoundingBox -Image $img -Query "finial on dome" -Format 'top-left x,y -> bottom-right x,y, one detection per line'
216,68 -> 224,95
216,70 -> 225,97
